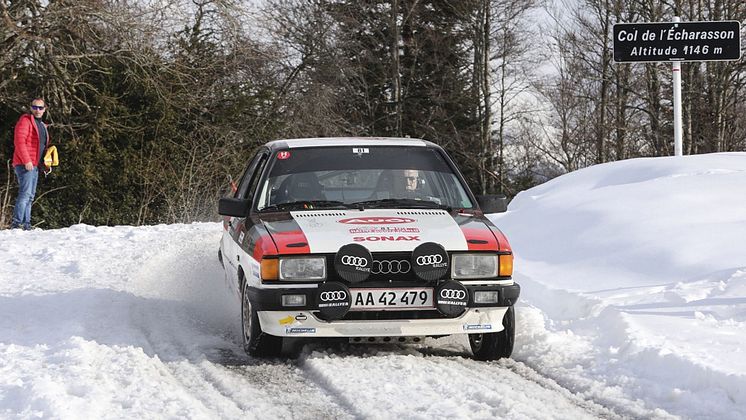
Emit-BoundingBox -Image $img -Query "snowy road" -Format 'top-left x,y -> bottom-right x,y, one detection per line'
1,223 -> 663,419
4,153 -> 745,419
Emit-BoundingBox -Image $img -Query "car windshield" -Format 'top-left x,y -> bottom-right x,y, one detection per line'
255,146 -> 474,211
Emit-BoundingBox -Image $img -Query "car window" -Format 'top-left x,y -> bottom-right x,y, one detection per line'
318,170 -> 380,202
247,154 -> 268,198
236,151 -> 265,199
256,147 -> 474,210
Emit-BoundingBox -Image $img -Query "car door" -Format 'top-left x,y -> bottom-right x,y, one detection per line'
223,150 -> 267,291
224,150 -> 270,293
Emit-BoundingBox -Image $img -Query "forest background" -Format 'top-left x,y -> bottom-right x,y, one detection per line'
1,0 -> 744,228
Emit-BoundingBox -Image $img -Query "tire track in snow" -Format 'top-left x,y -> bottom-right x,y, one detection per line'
417,334 -> 672,419
449,357 -> 629,420
131,314 -> 356,420
297,339 -> 674,419
225,358 -> 357,420
291,342 -> 608,420
125,230 -> 355,419
415,344 -> 627,418
290,352 -> 368,420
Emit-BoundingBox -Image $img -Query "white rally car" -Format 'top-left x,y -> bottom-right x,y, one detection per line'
218,138 -> 519,360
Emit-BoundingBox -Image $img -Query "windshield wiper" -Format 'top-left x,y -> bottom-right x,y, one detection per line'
262,200 -> 349,212
350,198 -> 452,211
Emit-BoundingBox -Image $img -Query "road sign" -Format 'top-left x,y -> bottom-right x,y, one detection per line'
613,21 -> 741,63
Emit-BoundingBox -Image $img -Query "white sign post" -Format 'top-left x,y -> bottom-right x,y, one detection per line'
672,17 -> 683,156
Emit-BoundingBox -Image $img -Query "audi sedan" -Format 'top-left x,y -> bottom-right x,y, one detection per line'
218,137 -> 520,360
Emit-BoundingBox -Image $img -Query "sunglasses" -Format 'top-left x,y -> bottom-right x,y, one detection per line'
31,105 -> 45,110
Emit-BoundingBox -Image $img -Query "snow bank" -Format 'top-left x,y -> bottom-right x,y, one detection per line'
491,152 -> 746,419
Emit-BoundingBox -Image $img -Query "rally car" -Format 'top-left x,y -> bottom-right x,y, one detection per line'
218,137 -> 519,360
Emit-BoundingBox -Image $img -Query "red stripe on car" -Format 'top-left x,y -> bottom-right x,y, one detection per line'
272,230 -> 311,254
460,226 -> 499,251
252,234 -> 279,261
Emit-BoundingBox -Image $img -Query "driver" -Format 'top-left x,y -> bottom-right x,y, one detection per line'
397,169 -> 441,204
394,169 -> 425,200
404,169 -> 420,193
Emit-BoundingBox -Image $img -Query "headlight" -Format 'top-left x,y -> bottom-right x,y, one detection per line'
279,257 -> 326,281
451,254 -> 498,279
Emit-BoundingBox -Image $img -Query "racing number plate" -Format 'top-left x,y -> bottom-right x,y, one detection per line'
350,288 -> 434,311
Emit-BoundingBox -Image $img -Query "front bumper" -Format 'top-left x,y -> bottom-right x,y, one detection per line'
248,282 -> 521,311
258,307 -> 509,337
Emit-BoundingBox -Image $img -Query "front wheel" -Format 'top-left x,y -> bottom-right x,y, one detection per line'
469,305 -> 515,361
241,281 -> 282,357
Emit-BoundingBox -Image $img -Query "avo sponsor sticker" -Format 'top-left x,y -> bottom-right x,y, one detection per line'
339,217 -> 415,225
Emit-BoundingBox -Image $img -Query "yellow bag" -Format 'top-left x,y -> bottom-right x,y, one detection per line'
44,145 -> 59,167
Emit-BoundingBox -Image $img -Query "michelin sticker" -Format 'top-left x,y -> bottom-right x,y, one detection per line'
286,327 -> 316,334
463,324 -> 492,331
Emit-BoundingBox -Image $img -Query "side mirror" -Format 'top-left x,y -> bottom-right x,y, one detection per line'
219,197 -> 250,217
476,194 -> 508,213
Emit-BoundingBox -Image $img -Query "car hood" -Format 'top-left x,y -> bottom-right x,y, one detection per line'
261,209 -> 502,254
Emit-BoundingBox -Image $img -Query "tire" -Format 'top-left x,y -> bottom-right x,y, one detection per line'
468,305 -> 515,361
241,280 -> 283,357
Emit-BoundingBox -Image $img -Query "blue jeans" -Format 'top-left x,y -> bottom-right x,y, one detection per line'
11,165 -> 39,229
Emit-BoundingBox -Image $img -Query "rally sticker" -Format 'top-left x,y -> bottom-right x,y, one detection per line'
348,227 -> 420,234
353,236 -> 420,242
339,217 -> 415,225
285,327 -> 316,334
277,151 -> 291,160
463,324 -> 493,331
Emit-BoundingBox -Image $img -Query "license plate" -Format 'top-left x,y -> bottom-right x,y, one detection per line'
350,288 -> 434,311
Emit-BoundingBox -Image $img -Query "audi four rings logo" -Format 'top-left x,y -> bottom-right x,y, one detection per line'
372,260 -> 411,274
320,291 -> 347,301
416,254 -> 443,265
440,289 -> 466,300
341,256 -> 368,267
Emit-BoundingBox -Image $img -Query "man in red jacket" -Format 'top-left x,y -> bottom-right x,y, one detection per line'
11,98 -> 50,230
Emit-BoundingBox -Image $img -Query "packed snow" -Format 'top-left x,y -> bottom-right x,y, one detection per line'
1,152 -> 744,419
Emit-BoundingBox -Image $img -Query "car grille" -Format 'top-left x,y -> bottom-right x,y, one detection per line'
325,252 -> 427,284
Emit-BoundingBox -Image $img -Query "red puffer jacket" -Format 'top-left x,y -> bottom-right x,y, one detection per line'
13,114 -> 51,167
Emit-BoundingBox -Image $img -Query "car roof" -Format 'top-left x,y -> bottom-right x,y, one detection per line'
264,137 -> 438,151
